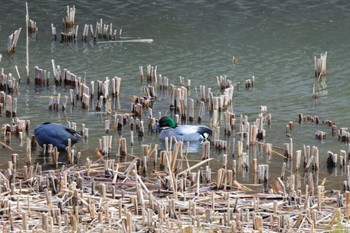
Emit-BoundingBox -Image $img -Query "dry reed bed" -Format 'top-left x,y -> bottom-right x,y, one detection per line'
0,145 -> 349,233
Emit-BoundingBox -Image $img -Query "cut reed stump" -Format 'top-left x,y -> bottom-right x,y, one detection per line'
6,28 -> 22,54
63,5 -> 76,28
314,52 -> 327,78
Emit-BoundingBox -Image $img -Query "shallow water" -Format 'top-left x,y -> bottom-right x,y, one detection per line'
0,0 -> 350,192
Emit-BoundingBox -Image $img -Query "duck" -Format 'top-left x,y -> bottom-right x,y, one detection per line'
157,116 -> 212,142
34,122 -> 82,150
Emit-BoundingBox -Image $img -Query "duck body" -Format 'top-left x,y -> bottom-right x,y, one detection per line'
158,117 -> 212,142
34,122 -> 82,150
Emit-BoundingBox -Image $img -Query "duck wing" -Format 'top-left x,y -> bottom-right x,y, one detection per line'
34,123 -> 81,149
160,125 -> 211,141
174,125 -> 199,135
62,125 -> 82,143
197,126 -> 212,137
159,127 -> 175,141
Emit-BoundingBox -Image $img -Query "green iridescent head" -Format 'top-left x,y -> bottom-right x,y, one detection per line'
158,117 -> 177,128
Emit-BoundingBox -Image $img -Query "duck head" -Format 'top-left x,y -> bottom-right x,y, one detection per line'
158,116 -> 177,129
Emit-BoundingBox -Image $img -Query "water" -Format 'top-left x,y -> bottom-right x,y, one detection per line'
1,0 -> 350,191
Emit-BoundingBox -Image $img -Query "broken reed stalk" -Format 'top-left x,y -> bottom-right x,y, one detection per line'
25,2 -> 30,79
63,5 -> 76,28
314,52 -> 327,78
7,28 -> 22,54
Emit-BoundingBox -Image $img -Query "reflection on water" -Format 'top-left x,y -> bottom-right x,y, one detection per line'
158,139 -> 207,154
312,77 -> 328,98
